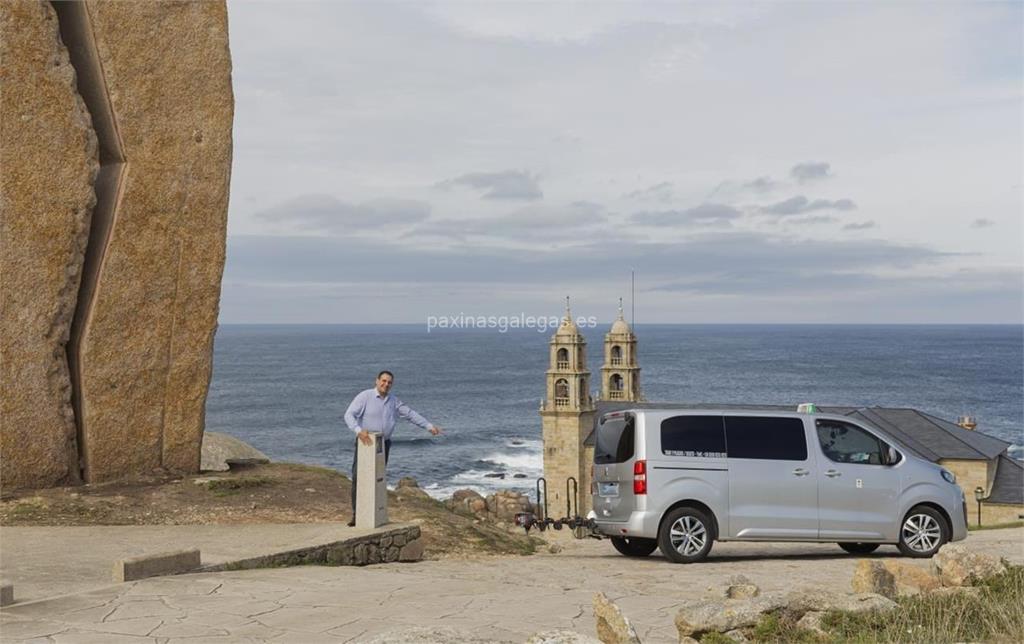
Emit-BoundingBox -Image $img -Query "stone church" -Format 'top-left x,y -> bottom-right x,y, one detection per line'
540,300 -> 641,516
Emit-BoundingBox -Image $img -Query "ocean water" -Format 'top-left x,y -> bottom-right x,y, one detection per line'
205,324 -> 1023,498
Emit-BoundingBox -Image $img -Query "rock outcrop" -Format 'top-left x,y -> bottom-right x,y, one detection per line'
592,592 -> 641,644
0,0 -> 97,490
851,560 -> 897,599
932,544 -> 1007,587
1,1 -> 233,490
200,432 -> 270,472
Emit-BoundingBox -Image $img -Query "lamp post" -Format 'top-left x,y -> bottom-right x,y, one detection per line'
974,486 -> 984,527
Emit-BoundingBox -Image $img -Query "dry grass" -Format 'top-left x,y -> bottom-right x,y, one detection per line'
739,566 -> 1024,643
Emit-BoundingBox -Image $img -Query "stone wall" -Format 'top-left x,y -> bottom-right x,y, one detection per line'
208,525 -> 425,570
0,0 -> 233,490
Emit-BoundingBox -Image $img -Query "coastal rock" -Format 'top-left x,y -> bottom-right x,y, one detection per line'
0,0 -> 97,490
70,0 -> 233,482
447,489 -> 486,515
397,476 -> 420,488
592,592 -> 640,644
674,595 -> 786,638
786,590 -> 897,614
200,432 -> 269,472
724,584 -> 761,599
882,560 -> 942,595
795,611 -> 828,637
852,560 -> 897,599
485,490 -> 533,523
932,544 -> 1006,587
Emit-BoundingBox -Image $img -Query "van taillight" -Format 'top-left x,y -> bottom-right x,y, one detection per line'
633,460 -> 647,495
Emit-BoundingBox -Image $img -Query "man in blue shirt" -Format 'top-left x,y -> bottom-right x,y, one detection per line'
343,370 -> 442,526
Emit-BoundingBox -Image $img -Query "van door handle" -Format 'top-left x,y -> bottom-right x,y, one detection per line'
825,469 -> 841,478
792,468 -> 810,477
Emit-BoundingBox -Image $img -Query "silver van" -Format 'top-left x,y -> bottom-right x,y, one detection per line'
589,408 -> 968,563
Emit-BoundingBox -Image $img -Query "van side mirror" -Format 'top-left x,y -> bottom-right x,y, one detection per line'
886,446 -> 900,465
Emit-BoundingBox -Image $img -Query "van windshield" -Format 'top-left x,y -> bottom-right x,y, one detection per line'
595,413 -> 635,464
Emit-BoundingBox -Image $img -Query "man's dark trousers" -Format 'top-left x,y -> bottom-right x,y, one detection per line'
350,437 -> 391,516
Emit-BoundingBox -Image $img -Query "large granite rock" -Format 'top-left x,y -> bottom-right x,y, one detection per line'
200,432 -> 270,472
931,544 -> 1007,587
0,0 -> 98,490
69,1 -> 233,482
851,560 -> 897,599
592,592 -> 640,644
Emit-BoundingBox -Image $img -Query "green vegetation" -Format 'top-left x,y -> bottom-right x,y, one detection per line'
736,566 -> 1024,643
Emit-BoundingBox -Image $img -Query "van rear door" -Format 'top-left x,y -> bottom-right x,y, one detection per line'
592,412 -> 638,522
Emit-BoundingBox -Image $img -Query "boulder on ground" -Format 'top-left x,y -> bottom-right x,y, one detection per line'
796,611 -> 828,637
485,490 -> 534,522
882,560 -> 942,595
396,476 -> 419,488
674,595 -> 786,638
932,544 -> 1007,587
200,432 -> 270,472
592,592 -> 641,644
786,590 -> 897,615
447,488 -> 487,515
724,583 -> 760,599
852,560 -> 897,599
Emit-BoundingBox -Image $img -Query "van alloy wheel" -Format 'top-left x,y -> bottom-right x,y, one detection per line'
658,507 -> 715,563
897,505 -> 949,558
902,513 -> 941,553
670,516 -> 707,556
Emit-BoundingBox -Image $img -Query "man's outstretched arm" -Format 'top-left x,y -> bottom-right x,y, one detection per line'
396,399 -> 441,434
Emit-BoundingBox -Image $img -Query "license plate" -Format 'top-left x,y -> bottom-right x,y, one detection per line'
599,482 -> 619,497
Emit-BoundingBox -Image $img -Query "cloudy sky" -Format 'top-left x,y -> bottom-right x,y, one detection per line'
222,1 -> 1022,324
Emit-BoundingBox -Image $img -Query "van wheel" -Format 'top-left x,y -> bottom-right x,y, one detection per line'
898,505 -> 949,558
610,536 -> 657,557
838,542 -> 880,554
658,507 -> 714,563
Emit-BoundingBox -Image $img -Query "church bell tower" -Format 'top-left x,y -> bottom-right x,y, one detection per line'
540,298 -> 595,515
599,298 -> 641,402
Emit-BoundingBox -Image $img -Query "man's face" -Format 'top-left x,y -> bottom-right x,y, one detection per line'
375,373 -> 393,396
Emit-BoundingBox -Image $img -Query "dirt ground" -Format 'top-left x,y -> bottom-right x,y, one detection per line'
0,463 -> 543,559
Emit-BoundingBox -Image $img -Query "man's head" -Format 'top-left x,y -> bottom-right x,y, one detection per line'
375,370 -> 394,396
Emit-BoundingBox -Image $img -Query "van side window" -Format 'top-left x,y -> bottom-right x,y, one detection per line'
816,420 -> 886,465
595,414 -> 635,464
724,416 -> 807,461
661,416 -> 726,457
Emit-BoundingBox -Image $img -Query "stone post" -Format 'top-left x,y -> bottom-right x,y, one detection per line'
356,433 -> 388,528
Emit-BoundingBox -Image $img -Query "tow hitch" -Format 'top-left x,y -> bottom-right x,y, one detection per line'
514,477 -> 600,538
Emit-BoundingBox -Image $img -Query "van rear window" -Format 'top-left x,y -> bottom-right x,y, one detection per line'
595,413 -> 635,464
724,416 -> 807,461
661,416 -> 726,457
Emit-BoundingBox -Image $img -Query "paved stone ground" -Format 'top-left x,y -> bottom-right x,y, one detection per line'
1,527 -> 1021,643
0,523 -> 397,603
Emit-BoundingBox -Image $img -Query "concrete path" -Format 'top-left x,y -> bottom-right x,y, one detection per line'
1,527 -> 1021,643
0,523 -> 397,603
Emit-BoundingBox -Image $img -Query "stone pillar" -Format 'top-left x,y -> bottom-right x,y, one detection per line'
356,434 -> 388,528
